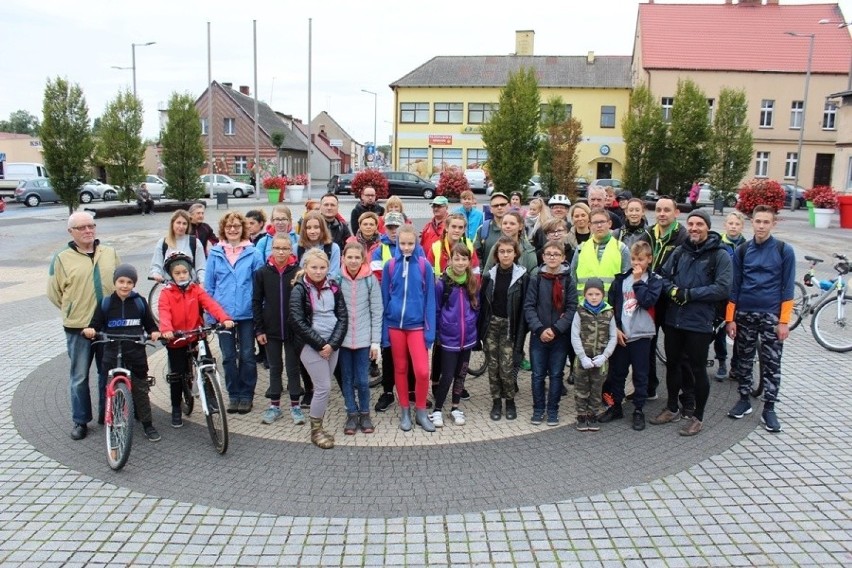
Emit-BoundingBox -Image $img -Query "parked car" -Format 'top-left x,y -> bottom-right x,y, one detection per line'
200,174 -> 255,198
327,173 -> 354,195
591,178 -> 623,190
0,162 -> 49,199
142,175 -> 168,199
780,183 -> 807,208
429,173 -> 441,185
80,179 -> 115,202
527,175 -> 544,198
463,168 -> 487,193
15,178 -> 60,207
382,171 -> 436,199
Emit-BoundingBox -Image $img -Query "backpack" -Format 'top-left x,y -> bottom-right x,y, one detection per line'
101,295 -> 147,321
162,236 -> 198,266
297,242 -> 333,260
387,255 -> 428,296
735,239 -> 786,267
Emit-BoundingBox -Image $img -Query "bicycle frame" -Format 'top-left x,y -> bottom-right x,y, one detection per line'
193,338 -> 219,416
105,369 -> 133,425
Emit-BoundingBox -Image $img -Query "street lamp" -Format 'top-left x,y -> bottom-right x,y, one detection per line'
114,41 -> 156,97
819,18 -> 852,90
785,31 -> 815,210
361,88 -> 377,148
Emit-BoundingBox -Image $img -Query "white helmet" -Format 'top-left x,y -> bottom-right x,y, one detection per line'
548,194 -> 571,207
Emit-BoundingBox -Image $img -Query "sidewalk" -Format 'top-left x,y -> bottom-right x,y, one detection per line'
0,203 -> 850,566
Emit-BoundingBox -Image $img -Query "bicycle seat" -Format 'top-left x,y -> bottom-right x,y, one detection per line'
804,255 -> 824,264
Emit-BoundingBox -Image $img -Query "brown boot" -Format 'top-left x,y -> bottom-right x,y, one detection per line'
309,416 -> 334,449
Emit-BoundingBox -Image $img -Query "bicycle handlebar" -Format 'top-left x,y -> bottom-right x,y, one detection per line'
92,332 -> 156,347
167,324 -> 230,345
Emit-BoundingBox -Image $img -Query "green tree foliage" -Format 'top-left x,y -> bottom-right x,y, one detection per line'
538,97 -> 567,196
160,93 -> 205,201
480,67 -> 540,198
96,90 -> 146,202
40,77 -> 94,215
708,87 -> 753,200
539,97 -> 583,200
0,109 -> 40,135
664,79 -> 712,201
622,84 -> 666,196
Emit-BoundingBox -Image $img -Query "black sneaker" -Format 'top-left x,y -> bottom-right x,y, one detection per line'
375,392 -> 395,413
460,389 -> 471,401
490,399 -> 502,421
761,409 -> 782,432
144,424 -> 162,442
632,411 -> 645,431
625,392 -> 635,402
597,405 -> 624,423
728,398 -> 753,419
171,408 -> 183,428
300,392 -> 313,409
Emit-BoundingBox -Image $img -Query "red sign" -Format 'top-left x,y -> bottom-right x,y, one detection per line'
429,135 -> 453,145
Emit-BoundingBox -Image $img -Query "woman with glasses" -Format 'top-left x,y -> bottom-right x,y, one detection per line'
256,206 -> 298,261
483,211 -> 537,273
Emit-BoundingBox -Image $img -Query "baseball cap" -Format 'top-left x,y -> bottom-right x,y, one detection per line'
431,196 -> 449,207
383,212 -> 404,227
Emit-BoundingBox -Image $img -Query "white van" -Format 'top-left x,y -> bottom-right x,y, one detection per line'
0,162 -> 49,197
463,168 -> 487,193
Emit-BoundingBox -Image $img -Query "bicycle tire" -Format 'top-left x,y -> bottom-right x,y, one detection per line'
106,382 -> 134,471
182,357 -> 196,416
466,349 -> 487,378
789,281 -> 807,332
811,295 -> 852,353
147,282 -> 163,326
368,361 -> 382,388
202,369 -> 229,454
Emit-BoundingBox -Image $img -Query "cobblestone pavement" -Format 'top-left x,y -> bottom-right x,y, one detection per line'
0,196 -> 850,566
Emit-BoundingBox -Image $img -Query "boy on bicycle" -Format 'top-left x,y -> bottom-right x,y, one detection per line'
83,264 -> 162,442
157,253 -> 233,428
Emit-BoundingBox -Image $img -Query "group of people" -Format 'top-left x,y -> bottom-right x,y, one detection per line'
47,185 -> 794,449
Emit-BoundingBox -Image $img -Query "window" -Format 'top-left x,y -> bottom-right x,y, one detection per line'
600,106 -> 616,128
661,97 -> 673,122
823,102 -> 838,130
468,103 -> 497,124
432,148 -> 462,173
234,156 -> 248,175
759,100 -> 774,128
467,149 -> 488,168
784,152 -> 798,179
539,103 -> 572,121
200,118 -> 208,135
224,117 -> 235,135
400,103 -> 429,123
434,103 -> 463,124
707,98 -> 715,123
398,148 -> 428,172
790,101 -> 803,129
755,151 -> 770,177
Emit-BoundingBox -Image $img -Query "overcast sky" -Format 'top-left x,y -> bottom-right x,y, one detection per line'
1,0 -> 850,146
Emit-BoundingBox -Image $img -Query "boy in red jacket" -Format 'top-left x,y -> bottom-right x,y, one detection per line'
158,253 -> 233,428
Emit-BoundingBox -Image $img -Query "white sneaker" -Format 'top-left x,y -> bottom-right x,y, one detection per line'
429,410 -> 444,428
450,408 -> 466,426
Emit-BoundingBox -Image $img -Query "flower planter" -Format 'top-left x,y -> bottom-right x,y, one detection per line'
813,207 -> 834,229
838,195 -> 852,230
288,185 -> 305,203
806,201 -> 815,226
266,189 -> 280,204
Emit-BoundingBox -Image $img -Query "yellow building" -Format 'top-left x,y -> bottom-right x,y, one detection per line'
389,31 -> 632,183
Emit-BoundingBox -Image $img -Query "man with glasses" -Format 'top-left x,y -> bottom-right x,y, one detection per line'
475,192 -> 511,263
587,186 -> 623,230
420,196 -> 450,251
48,212 -> 121,441
350,185 -> 385,231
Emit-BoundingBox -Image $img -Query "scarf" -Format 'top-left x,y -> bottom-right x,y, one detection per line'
445,267 -> 467,285
357,230 -> 380,250
583,299 -> 605,315
540,271 -> 564,314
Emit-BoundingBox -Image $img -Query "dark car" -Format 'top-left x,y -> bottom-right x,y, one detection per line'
780,183 -> 806,208
327,173 -> 354,195
382,171 -> 436,199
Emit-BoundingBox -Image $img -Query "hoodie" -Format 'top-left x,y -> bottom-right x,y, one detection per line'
340,263 -> 383,349
380,245 -> 436,348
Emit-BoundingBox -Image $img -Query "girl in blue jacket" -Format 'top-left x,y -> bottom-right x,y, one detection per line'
432,243 -> 479,428
381,225 -> 437,432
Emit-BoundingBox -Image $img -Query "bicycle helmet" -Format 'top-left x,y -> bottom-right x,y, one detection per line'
163,251 -> 195,288
548,193 -> 571,207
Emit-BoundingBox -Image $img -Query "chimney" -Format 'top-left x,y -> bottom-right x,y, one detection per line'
587,51 -> 595,64
515,30 -> 534,56
222,82 -> 233,89
239,85 -> 250,95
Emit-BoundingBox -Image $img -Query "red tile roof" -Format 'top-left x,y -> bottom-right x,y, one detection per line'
638,2 -> 851,74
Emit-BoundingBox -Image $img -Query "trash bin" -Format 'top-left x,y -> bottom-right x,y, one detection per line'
839,195 -> 852,230
267,189 -> 280,204
216,192 -> 229,209
806,201 -> 815,226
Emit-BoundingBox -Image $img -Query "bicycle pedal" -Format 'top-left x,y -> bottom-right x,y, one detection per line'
147,375 -> 156,387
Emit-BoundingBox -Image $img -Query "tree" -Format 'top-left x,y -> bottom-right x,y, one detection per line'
663,79 -> 712,201
160,93 -> 205,201
480,67 -> 540,198
708,87 -> 753,203
622,84 -> 667,197
40,77 -> 94,215
538,97 -> 567,196
538,97 -> 583,200
0,109 -> 40,135
96,90 -> 146,202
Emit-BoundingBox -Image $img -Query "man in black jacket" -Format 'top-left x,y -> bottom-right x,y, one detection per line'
350,185 -> 385,231
320,193 -> 352,250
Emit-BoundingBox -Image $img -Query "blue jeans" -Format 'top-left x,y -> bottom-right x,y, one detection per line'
529,334 -> 569,419
339,347 -> 371,414
65,331 -> 106,425
218,320 -> 257,402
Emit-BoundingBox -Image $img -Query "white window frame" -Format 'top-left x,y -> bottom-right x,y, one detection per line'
759,99 -> 774,128
707,98 -> 715,123
661,97 -> 673,122
823,102 -> 837,130
224,117 -> 235,136
234,155 -> 248,175
200,118 -> 208,135
784,152 -> 798,179
755,151 -> 770,177
790,101 -> 803,130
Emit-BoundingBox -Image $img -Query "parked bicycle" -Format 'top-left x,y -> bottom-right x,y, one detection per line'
791,253 -> 851,352
168,324 -> 230,454
92,332 -> 156,471
147,276 -> 164,325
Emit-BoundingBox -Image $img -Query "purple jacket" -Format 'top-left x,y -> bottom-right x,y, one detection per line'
435,276 -> 479,351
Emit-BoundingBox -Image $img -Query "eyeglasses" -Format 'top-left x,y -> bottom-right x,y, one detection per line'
491,202 -> 509,208
71,224 -> 96,231
544,252 -> 564,258
225,224 -> 243,230
546,229 -> 565,235
591,220 -> 610,226
272,246 -> 292,252
272,217 -> 290,222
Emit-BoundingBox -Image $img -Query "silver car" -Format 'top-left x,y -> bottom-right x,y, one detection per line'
200,174 -> 255,198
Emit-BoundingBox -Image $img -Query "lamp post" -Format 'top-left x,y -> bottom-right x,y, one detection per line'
785,31 -> 815,210
819,19 -> 852,91
361,88 -> 377,150
129,41 -> 156,97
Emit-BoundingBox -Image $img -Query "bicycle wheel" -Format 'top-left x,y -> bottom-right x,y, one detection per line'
788,282 -> 807,332
811,295 -> 852,353
182,358 -> 196,416
147,282 -> 163,326
202,369 -> 228,454
368,360 -> 382,388
466,349 -> 487,378
106,382 -> 134,471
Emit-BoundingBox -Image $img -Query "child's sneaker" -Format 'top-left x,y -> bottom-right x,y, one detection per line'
261,406 -> 282,424
290,406 -> 306,425
530,411 -> 544,426
575,415 -> 588,432
761,409 -> 782,432
547,414 -> 559,427
143,424 -> 161,442
429,410 -> 444,428
586,415 -> 600,432
450,408 -> 466,425
171,407 -> 183,428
